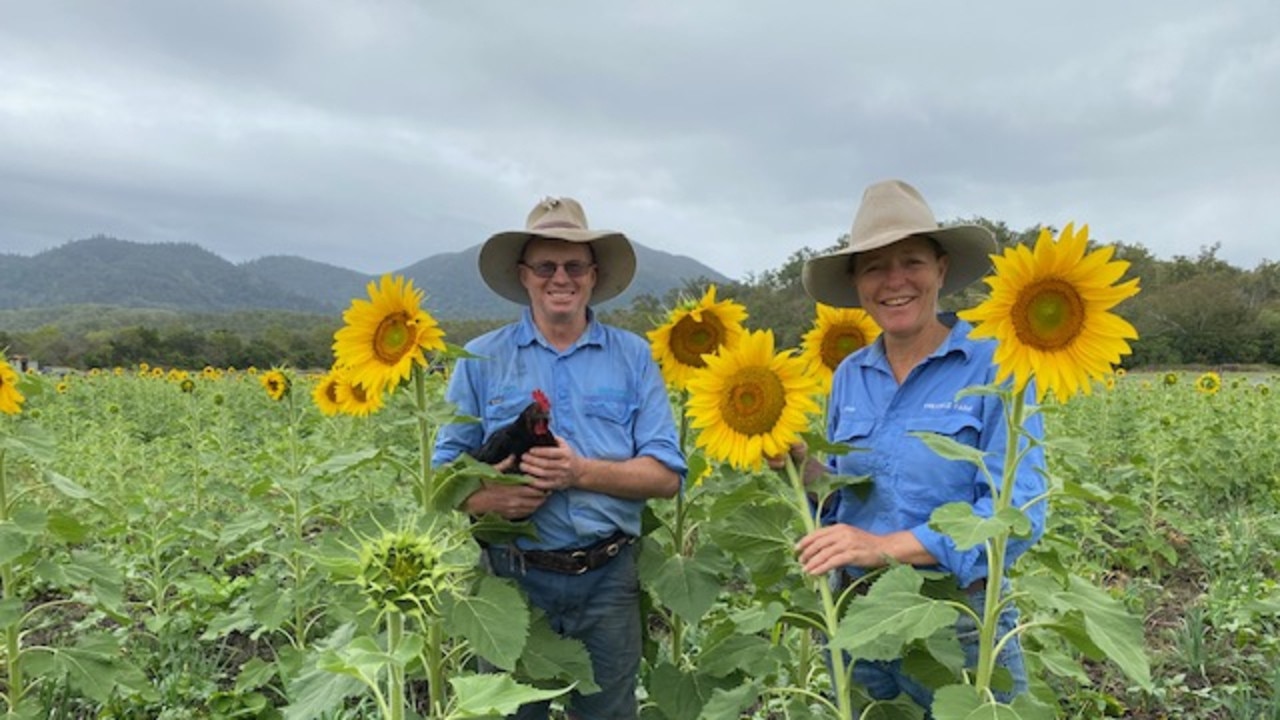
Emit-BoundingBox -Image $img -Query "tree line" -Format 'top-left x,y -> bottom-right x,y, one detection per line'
3,219 -> 1277,371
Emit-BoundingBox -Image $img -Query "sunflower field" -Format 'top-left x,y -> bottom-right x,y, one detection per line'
2,228 -> 1279,719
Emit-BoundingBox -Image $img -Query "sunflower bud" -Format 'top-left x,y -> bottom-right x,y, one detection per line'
353,527 -> 471,618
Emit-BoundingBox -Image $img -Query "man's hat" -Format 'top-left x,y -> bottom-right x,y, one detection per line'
479,197 -> 636,305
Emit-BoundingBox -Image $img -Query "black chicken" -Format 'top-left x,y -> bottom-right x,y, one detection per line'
468,389 -> 557,470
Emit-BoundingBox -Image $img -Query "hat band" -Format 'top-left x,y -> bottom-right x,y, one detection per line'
531,220 -> 585,231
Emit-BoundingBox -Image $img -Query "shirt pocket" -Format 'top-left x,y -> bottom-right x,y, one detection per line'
581,396 -> 637,455
482,395 -> 533,431
830,417 -> 878,475
901,413 -> 985,506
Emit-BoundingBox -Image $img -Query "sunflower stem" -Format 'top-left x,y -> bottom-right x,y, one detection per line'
386,609 -> 406,720
1,447 -> 24,714
973,384 -> 1025,694
784,455 -> 853,720
413,365 -> 434,510
669,389 -> 689,665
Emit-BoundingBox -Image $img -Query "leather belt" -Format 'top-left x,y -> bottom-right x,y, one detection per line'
516,532 -> 635,575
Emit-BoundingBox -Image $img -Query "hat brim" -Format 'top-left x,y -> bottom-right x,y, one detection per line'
801,224 -> 995,308
478,228 -> 636,305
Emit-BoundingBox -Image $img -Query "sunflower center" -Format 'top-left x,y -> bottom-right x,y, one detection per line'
720,367 -> 787,436
670,314 -> 726,368
819,325 -> 867,370
374,313 -> 416,364
324,381 -> 339,404
1012,279 -> 1085,350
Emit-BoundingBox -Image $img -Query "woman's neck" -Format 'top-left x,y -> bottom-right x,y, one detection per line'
883,320 -> 950,384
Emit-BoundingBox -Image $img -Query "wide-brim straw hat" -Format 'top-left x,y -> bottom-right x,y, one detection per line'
479,196 -> 636,305
802,179 -> 996,308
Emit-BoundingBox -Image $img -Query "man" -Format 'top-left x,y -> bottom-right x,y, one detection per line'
433,196 -> 686,720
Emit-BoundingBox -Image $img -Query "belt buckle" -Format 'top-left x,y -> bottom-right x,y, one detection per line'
570,549 -> 590,575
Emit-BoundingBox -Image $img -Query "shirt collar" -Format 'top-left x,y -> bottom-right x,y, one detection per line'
855,313 -> 975,368
515,307 -> 607,351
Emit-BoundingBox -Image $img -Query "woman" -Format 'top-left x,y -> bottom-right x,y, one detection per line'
784,179 -> 1047,710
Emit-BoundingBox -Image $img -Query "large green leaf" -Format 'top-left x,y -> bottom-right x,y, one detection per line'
929,504 -> 1031,550
646,661 -> 737,720
517,611 -> 598,693
282,625 -> 368,720
647,553 -> 722,625
444,576 -> 530,671
22,634 -> 141,704
931,684 -> 1019,720
830,566 -> 958,661
450,674 -> 572,716
1047,576 -> 1152,691
695,632 -> 781,679
707,502 -> 797,587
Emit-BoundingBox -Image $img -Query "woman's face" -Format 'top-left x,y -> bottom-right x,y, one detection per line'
853,235 -> 949,339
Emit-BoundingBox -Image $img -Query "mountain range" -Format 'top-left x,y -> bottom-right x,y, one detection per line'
0,236 -> 729,320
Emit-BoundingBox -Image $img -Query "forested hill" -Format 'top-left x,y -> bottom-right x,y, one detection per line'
2,235 -> 730,320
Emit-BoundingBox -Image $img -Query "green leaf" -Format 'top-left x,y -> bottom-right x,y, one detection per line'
0,597 -> 24,626
450,674 -> 571,716
24,634 -> 136,704
234,657 -> 277,694
929,504 -> 1031,550
1049,576 -> 1152,691
0,524 -> 31,565
697,682 -> 761,720
646,661 -> 736,720
282,625 -> 369,720
910,430 -> 988,468
468,513 -> 540,546
696,633 -> 781,679
516,611 -> 599,693
44,470 -> 93,499
445,576 -> 530,671
304,448 -> 382,481
707,501 -> 797,587
830,566 -> 958,661
45,509 -> 88,544
647,553 -> 722,625
728,601 -> 786,634
931,684 -> 1020,720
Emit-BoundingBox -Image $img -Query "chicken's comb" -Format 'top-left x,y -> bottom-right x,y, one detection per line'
532,389 -> 550,411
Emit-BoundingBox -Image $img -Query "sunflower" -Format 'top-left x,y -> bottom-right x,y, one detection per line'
647,285 -> 748,390
797,304 -> 881,391
180,378 -> 196,394
0,357 -> 25,415
1162,372 -> 1178,387
312,367 -> 345,417
959,223 -> 1141,403
333,274 -> 447,395
335,374 -> 386,417
1195,371 -> 1221,395
260,369 -> 291,401
685,329 -> 821,472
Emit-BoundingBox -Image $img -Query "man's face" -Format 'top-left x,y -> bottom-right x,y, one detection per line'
519,238 -> 597,324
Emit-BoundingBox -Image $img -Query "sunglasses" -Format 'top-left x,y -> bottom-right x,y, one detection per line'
519,260 -> 596,278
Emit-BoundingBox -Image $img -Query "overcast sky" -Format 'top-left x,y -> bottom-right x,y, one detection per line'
2,2 -> 1278,281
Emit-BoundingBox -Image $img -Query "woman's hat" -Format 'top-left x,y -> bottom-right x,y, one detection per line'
478,196 -> 636,305
801,179 -> 996,308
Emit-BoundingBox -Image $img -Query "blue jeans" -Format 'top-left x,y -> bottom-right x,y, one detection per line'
485,542 -> 641,720
851,585 -> 1028,715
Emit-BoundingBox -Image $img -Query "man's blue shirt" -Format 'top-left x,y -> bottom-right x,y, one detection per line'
433,308 -> 687,550
823,316 -> 1047,588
